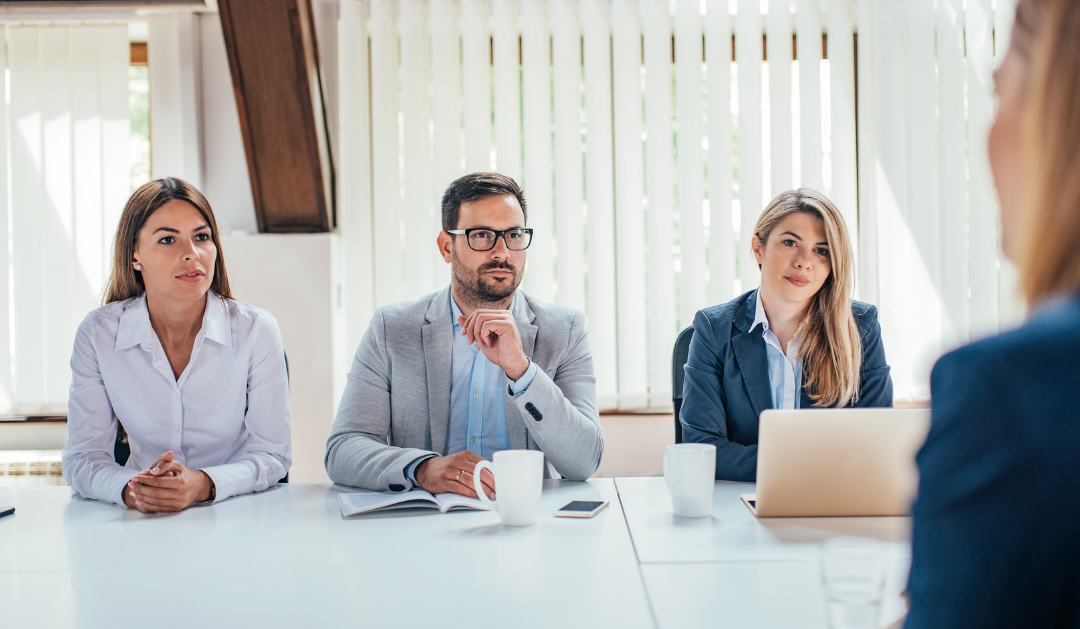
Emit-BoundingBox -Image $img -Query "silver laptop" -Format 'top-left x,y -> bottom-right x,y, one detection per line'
740,408 -> 931,517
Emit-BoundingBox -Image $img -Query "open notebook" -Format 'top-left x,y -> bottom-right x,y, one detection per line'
337,489 -> 489,517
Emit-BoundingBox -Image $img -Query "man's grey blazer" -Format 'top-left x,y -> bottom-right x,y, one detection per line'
325,285 -> 604,492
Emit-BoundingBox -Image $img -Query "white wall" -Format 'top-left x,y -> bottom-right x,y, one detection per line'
146,12 -> 256,233
219,233 -> 342,484
148,14 -> 203,188
197,12 -> 257,233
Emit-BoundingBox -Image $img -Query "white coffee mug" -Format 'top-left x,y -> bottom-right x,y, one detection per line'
663,443 -> 716,518
473,450 -> 544,526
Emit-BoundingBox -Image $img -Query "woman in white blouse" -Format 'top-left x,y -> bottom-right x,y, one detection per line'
62,177 -> 291,513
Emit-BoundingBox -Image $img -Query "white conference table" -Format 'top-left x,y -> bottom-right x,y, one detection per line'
614,477 -> 912,564
615,477 -> 911,629
0,479 -> 652,629
1,478 -> 913,629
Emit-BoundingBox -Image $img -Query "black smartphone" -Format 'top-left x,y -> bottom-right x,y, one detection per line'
554,500 -> 609,518
0,507 -> 14,519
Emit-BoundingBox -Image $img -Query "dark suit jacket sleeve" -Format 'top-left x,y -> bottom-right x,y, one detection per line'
854,304 -> 893,407
904,349 -> 1032,629
680,310 -> 758,481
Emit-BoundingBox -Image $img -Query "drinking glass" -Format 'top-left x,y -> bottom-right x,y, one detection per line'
820,537 -> 888,629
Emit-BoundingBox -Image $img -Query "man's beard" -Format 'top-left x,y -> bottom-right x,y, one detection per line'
450,249 -> 521,308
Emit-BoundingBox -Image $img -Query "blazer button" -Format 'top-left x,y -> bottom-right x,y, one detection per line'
525,402 -> 543,422
389,484 -> 405,492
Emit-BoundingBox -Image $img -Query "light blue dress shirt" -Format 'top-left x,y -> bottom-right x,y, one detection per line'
405,291 -> 538,484
749,290 -> 803,410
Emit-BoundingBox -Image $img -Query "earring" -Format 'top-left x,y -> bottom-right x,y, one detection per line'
135,264 -> 142,271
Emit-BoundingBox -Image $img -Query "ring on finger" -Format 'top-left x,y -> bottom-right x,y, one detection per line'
456,470 -> 462,480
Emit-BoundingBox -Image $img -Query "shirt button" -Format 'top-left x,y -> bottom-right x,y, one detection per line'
470,437 -> 476,444
473,393 -> 478,399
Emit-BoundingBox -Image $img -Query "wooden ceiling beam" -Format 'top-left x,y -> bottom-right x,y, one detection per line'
218,0 -> 334,233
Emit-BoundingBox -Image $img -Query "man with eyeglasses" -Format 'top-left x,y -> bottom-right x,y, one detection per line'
325,172 -> 603,497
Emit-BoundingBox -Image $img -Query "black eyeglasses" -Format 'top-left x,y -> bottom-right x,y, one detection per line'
446,228 -> 533,251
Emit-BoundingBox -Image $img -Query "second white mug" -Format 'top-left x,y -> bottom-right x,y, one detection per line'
664,443 -> 716,518
473,450 -> 544,526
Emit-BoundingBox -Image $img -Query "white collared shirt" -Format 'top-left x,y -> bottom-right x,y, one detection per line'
62,292 -> 291,505
750,290 -> 803,410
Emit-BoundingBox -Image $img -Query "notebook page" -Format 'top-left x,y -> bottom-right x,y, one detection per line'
432,493 -> 489,513
337,490 -> 439,516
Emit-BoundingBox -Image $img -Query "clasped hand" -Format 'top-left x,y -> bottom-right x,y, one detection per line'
122,450 -> 213,513
456,309 -> 530,381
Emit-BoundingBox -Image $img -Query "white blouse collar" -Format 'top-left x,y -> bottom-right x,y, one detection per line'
114,291 -> 232,350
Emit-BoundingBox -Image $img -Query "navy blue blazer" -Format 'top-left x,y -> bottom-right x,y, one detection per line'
905,291 -> 1080,629
679,289 -> 894,481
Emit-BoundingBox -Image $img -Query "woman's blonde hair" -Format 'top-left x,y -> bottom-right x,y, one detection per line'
103,177 -> 232,304
1014,0 -> 1080,304
753,189 -> 860,408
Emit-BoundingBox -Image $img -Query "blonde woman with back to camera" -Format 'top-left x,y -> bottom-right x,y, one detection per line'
679,189 -> 894,481
902,0 -> 1080,626
62,177 -> 291,513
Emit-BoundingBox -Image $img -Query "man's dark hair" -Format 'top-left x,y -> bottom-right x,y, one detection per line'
441,172 -> 528,232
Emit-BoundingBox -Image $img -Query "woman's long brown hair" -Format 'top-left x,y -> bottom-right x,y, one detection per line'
1015,0 -> 1080,304
753,189 -> 861,408
103,177 -> 232,304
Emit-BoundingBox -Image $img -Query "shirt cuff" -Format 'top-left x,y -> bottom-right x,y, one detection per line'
199,461 -> 258,503
405,454 -> 437,486
508,360 -> 539,396
103,466 -> 140,507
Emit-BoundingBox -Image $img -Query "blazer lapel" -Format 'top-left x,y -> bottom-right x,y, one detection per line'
422,287 -> 453,454
505,291 -> 537,450
730,291 -> 773,419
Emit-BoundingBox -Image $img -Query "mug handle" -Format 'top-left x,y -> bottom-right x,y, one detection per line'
663,450 -> 670,491
473,460 -> 496,511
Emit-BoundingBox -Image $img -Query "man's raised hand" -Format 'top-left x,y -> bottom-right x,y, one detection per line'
456,310 -> 530,381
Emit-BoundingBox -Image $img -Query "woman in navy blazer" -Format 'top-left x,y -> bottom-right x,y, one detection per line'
904,1 -> 1080,627
680,189 -> 893,481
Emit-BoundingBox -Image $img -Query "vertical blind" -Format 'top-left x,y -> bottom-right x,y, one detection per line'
336,0 -> 1023,411
0,2 -> 1025,417
1,24 -> 130,415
